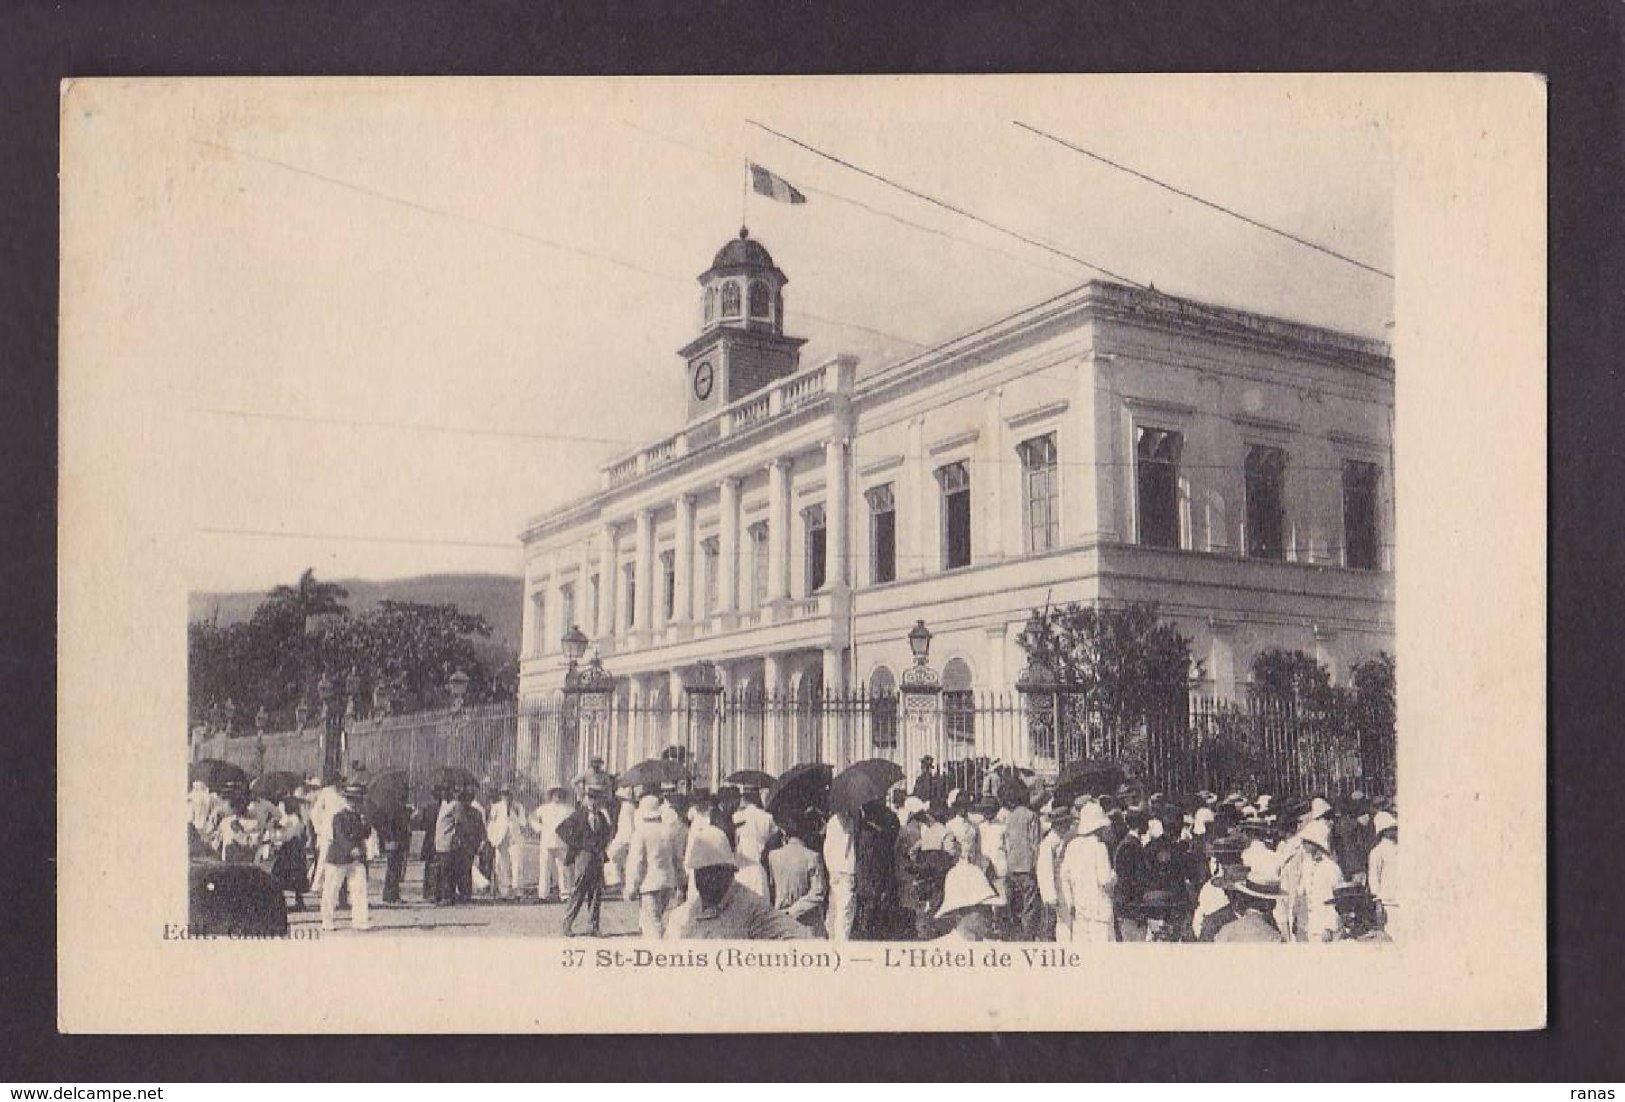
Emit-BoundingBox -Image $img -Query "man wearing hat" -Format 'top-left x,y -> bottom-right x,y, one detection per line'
665,826 -> 809,940
733,786 -> 777,901
1367,810 -> 1399,939
1213,852 -> 1287,942
1036,799 -> 1076,941
559,780 -> 617,937
485,787 -> 526,901
1193,832 -> 1249,941
572,756 -> 612,800
320,780 -> 373,932
911,755 -> 945,811
933,861 -> 1000,942
768,810 -> 829,938
1111,806 -> 1153,943
1060,800 -> 1117,943
1328,881 -> 1392,943
1000,784 -> 1043,940
1285,816 -> 1344,942
624,794 -> 682,938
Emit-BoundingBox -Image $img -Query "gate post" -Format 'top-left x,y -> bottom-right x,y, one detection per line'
1015,655 -> 1062,772
686,660 -> 725,792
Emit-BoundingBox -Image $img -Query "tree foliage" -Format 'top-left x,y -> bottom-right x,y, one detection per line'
1016,601 -> 1197,723
1249,647 -> 1339,711
189,570 -> 510,731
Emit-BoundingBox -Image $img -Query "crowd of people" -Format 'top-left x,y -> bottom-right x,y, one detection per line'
187,755 -> 1398,944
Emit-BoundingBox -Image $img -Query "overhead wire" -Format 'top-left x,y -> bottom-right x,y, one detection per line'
1012,121 -> 1394,280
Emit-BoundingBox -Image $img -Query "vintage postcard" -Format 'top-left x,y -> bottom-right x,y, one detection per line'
57,74 -> 1545,1032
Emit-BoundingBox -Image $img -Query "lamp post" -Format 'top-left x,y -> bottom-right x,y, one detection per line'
1015,608 -> 1074,767
560,626 -> 613,780
899,619 -> 941,774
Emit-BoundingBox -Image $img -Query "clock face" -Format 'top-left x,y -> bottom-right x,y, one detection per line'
693,360 -> 714,401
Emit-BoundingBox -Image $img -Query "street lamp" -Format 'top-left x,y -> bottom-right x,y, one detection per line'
562,624 -> 589,673
907,619 -> 933,666
447,668 -> 471,709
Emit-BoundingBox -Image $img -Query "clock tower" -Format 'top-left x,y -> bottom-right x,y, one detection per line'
678,227 -> 806,423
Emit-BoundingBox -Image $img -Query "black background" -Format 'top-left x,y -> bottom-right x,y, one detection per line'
3,0 -> 1622,1082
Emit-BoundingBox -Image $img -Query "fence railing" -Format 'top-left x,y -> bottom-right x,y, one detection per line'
192,691 -> 1395,804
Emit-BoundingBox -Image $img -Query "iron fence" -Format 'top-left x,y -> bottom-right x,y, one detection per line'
193,690 -> 1395,803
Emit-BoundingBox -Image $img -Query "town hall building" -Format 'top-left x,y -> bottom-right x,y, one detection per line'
516,229 -> 1394,778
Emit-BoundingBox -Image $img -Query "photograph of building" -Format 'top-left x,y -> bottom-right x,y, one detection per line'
516,228 -> 1394,784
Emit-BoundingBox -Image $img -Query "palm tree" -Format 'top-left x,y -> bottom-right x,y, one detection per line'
265,568 -> 350,631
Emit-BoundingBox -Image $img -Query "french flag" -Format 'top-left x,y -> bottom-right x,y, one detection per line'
747,162 -> 808,205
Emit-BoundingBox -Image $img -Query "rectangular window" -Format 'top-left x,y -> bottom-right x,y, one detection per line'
867,484 -> 896,584
1343,460 -> 1382,569
938,461 -> 972,570
750,523 -> 769,609
559,583 -> 575,638
1018,432 -> 1061,553
660,551 -> 676,622
623,563 -> 637,629
702,537 -> 719,614
1135,427 -> 1183,549
1244,445 -> 1288,560
530,592 -> 546,657
804,504 -> 827,593
588,574 -> 599,635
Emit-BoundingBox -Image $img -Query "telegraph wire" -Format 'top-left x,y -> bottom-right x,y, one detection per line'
1013,121 -> 1395,280
197,525 -> 522,551
745,119 -> 1147,288
197,138 -> 928,352
194,405 -> 641,447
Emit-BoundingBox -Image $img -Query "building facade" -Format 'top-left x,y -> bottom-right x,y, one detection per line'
517,230 -> 1394,778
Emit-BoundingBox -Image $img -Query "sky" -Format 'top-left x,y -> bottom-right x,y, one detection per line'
90,76 -> 1393,593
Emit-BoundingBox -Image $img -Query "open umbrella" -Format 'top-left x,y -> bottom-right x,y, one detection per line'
190,759 -> 248,790
724,769 -> 776,790
828,758 -> 906,818
251,770 -> 305,801
766,762 -> 834,816
365,769 -> 412,820
620,758 -> 688,789
431,764 -> 478,793
1052,759 -> 1127,810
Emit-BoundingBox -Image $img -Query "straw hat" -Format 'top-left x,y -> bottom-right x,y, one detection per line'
935,862 -> 998,919
1074,800 -> 1112,837
637,794 -> 661,817
1372,810 -> 1397,835
1299,817 -> 1334,853
1229,850 -> 1286,900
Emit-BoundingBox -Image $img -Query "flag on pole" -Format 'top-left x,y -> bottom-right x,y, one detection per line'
747,161 -> 808,205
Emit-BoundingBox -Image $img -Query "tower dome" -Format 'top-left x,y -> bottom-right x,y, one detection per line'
699,227 -> 787,336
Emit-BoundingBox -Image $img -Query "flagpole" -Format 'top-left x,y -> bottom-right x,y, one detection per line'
740,158 -> 749,232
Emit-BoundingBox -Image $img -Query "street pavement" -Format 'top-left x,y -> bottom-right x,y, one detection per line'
292,850 -> 643,938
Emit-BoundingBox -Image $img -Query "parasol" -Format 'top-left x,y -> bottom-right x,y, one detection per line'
828,758 -> 906,818
1052,759 -> 1127,810
765,762 -> 834,816
620,758 -> 688,789
190,759 -> 248,790
251,770 -> 305,802
724,769 -> 776,790
431,764 -> 478,792
365,769 -> 412,821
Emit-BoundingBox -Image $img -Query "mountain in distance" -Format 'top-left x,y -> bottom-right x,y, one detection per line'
189,572 -> 525,653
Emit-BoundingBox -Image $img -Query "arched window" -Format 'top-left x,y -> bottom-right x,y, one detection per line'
869,666 -> 898,749
703,285 -> 717,323
943,658 -> 975,745
720,281 -> 742,318
748,279 -> 770,318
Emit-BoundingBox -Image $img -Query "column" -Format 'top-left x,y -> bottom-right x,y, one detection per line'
824,436 -> 849,589
718,477 -> 739,616
767,458 -> 790,602
548,550 -> 565,652
979,388 -> 1005,561
763,652 -> 787,773
597,523 -> 617,639
634,507 -> 654,639
674,493 -> 694,625
904,416 -> 928,578
1074,352 -> 1121,544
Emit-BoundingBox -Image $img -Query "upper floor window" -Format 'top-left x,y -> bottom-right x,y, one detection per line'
559,582 -> 576,640
720,281 -> 742,318
1343,460 -> 1382,570
748,280 -> 771,318
1244,445 -> 1288,560
623,563 -> 637,629
703,286 -> 717,324
529,592 -> 546,658
749,522 -> 769,609
701,537 -> 720,614
804,504 -> 827,593
1017,432 -> 1061,553
660,550 -> 676,622
937,461 -> 972,570
587,574 -> 600,635
866,484 -> 896,584
1136,427 -> 1183,549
